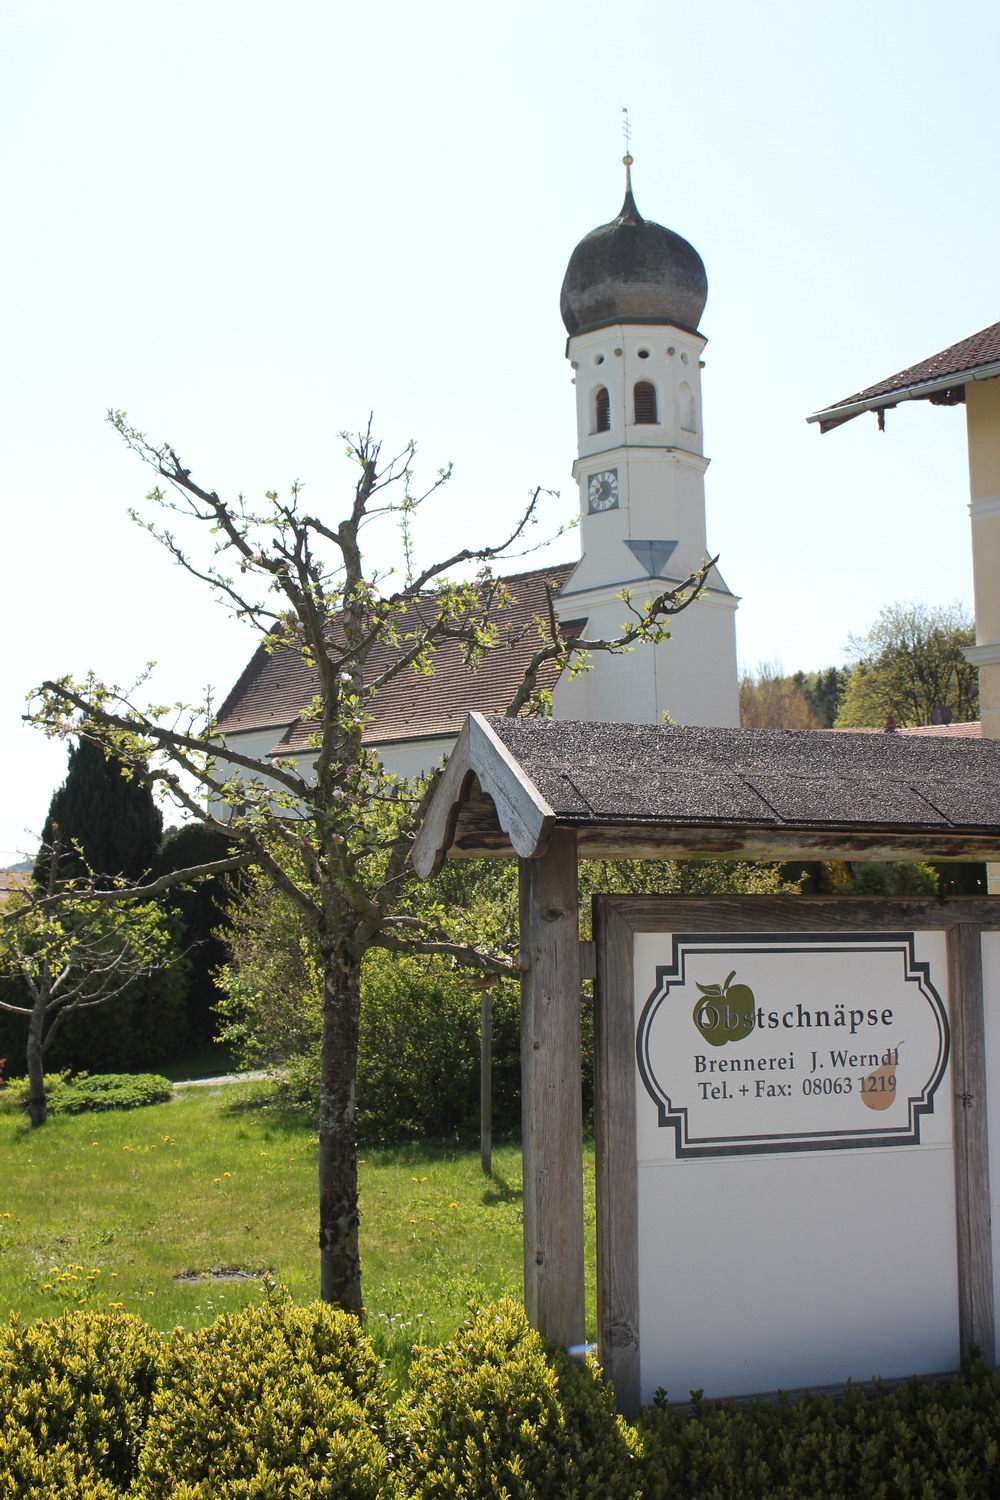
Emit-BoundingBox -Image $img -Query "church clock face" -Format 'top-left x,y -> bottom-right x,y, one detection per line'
588,468 -> 619,513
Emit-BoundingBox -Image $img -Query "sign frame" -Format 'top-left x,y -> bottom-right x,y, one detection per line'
594,894 -> 1000,1416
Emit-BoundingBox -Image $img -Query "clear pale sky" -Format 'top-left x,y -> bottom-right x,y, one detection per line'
3,0 -> 996,864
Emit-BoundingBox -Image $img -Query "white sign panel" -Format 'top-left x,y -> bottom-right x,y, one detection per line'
625,924 -> 959,1403
636,932 -> 950,1158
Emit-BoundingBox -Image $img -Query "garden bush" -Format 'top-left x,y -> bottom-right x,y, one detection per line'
390,1298 -> 639,1499
0,1308 -> 164,1495
6,1298 -> 1000,1497
0,1072 -> 172,1116
635,1357 -> 1000,1498
134,1291 -> 398,1499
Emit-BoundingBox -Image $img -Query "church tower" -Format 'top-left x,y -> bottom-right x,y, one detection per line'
552,159 -> 740,728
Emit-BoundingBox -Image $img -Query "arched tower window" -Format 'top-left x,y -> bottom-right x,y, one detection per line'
594,386 -> 610,432
633,381 -> 658,424
679,380 -> 697,432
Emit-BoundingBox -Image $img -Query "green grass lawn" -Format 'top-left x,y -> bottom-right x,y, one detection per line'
0,1083 -> 597,1372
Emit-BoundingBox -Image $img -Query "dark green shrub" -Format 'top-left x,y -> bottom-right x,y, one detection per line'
49,1072 -> 173,1114
0,1308 -> 164,1493
0,960 -> 191,1078
0,1072 -> 173,1115
156,824 -> 236,1045
134,1291 -> 397,1499
391,1298 -> 639,1499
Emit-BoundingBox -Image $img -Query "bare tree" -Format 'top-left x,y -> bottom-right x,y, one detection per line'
0,845 -> 173,1126
26,416 -> 710,1312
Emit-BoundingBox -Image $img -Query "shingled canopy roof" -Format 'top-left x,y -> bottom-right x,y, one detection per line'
412,713 -> 1000,875
807,319 -> 1000,434
214,562 -> 576,757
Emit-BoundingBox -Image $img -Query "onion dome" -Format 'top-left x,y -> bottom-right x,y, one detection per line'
560,158 -> 707,337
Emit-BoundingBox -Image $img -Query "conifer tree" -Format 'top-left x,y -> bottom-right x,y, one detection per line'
34,737 -> 163,889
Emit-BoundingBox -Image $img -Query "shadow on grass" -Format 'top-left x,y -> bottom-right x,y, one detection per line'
480,1170 -> 522,1206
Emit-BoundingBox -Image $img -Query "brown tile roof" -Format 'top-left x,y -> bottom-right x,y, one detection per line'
896,721 -> 982,738
809,320 -> 1000,432
214,562 -> 579,754
835,722 -> 982,738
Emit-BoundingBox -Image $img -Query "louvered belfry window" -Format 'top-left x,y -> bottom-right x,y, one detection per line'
633,381 -> 657,424
595,386 -> 610,432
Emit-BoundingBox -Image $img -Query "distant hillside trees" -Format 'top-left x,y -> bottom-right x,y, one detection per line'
739,661 -> 823,729
793,666 -> 850,728
835,602 -> 978,728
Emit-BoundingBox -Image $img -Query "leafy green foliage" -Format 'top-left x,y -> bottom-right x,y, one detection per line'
135,1292 -> 397,1499
0,882 -> 182,1121
34,737 -> 163,889
390,1299 -> 638,1499
0,1308 -> 165,1493
636,1357 -> 1000,1498
836,601 -> 978,728
5,1295 -> 1000,1497
0,1071 -> 172,1115
793,666 -> 851,728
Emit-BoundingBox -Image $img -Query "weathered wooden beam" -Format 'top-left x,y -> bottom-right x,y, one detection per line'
949,923 -> 996,1361
445,821 -> 1000,865
519,828 -> 585,1348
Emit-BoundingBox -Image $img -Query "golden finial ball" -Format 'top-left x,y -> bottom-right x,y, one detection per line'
623,154 -> 634,166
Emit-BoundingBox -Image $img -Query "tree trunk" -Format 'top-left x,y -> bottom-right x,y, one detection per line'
26,1002 -> 47,1129
317,929 -> 363,1313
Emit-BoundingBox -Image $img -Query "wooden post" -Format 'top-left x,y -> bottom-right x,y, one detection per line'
519,828 -> 585,1347
949,922 -> 996,1361
481,989 -> 492,1175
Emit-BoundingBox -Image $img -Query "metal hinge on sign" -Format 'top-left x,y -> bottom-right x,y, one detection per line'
578,940 -> 596,980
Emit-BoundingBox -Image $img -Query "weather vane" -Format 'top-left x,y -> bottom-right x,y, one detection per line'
621,106 -> 633,164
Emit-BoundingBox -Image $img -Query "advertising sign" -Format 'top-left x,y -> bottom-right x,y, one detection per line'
636,932 -> 950,1158
593,897 -> 1000,1413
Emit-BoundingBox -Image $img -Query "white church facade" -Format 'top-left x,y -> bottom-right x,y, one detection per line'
213,162 -> 739,775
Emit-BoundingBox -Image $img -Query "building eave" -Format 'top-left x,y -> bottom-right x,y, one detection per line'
808,361 -> 1000,434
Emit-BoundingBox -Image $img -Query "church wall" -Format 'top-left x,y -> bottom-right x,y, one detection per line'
552,587 -> 739,728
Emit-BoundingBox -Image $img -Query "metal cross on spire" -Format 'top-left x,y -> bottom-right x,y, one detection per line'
621,106 -> 633,163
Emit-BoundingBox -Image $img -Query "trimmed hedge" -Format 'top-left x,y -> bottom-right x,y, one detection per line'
3,1296 -> 1000,1497
0,1307 -> 164,1495
135,1298 -> 397,1499
0,1072 -> 172,1116
390,1299 -> 638,1498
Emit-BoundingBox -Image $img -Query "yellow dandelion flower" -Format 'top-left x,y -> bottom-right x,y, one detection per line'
110,1302 -> 123,1309
449,1202 -> 459,1208
409,1219 -> 417,1224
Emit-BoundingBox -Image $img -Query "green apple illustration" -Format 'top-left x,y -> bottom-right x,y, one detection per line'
692,970 -> 756,1046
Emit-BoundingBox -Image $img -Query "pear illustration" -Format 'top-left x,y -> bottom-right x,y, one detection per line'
861,1045 -> 901,1111
693,970 -> 756,1047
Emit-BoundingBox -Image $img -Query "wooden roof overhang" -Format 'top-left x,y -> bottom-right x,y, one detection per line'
411,713 -> 1000,876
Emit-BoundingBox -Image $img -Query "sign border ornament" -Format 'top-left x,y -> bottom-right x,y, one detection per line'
635,931 -> 950,1158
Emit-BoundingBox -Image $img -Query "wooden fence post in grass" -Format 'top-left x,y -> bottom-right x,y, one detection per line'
480,985 -> 492,1175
